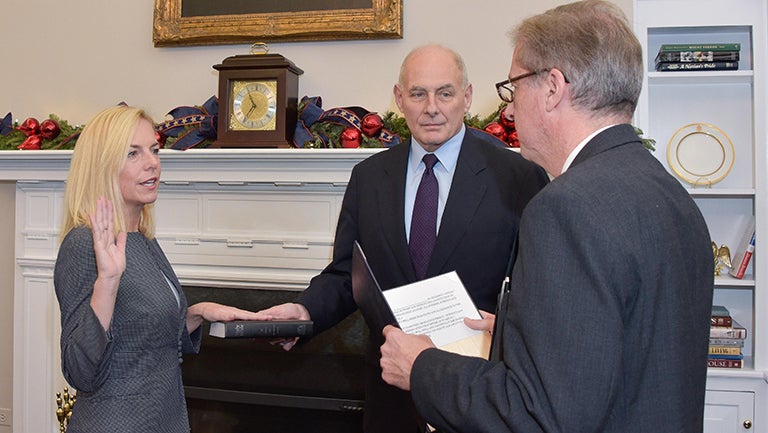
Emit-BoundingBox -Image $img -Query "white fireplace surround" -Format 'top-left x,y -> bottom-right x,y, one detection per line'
0,148 -> 378,433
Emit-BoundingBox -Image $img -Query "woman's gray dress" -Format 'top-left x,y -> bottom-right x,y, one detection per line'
55,228 -> 201,433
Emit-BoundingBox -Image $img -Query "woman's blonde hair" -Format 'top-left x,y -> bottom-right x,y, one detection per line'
60,105 -> 157,240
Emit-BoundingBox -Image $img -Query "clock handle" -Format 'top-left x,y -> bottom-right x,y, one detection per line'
250,42 -> 269,55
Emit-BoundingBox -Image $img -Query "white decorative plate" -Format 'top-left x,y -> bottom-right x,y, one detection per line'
667,122 -> 734,187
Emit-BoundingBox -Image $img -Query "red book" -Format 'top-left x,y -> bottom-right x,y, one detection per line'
708,358 -> 743,368
730,217 -> 755,279
710,305 -> 732,327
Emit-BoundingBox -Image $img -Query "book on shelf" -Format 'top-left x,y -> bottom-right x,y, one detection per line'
209,320 -> 313,338
710,319 -> 747,339
655,50 -> 739,64
708,353 -> 744,361
730,216 -> 756,279
709,345 -> 742,356
659,43 -> 741,52
708,358 -> 743,369
656,61 -> 738,72
709,337 -> 745,347
711,305 -> 733,327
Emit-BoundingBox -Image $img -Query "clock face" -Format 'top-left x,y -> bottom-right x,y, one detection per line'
229,80 -> 278,131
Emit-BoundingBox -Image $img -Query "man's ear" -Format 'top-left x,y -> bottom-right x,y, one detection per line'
544,69 -> 569,112
463,83 -> 473,114
393,84 -> 404,111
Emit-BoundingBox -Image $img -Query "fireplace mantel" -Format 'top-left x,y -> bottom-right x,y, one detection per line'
3,148 -> 379,433
0,148 -> 380,182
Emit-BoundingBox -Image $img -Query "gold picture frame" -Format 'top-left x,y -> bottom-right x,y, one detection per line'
153,0 -> 403,47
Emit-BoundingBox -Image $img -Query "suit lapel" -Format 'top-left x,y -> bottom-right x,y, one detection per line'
428,133 -> 486,276
376,142 -> 417,280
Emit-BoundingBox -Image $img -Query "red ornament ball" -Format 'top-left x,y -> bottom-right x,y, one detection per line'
499,107 -> 515,131
18,135 -> 42,150
508,131 -> 520,148
340,127 -> 362,148
39,119 -> 61,140
484,122 -> 507,142
361,113 -> 384,137
18,117 -> 40,137
155,130 -> 167,146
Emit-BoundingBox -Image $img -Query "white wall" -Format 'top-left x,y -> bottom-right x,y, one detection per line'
0,0 -> 630,125
0,0 -> 631,424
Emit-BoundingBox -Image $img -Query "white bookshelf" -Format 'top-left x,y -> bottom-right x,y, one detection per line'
634,1 -> 768,431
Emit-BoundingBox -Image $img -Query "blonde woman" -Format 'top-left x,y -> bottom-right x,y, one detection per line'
55,105 -> 260,432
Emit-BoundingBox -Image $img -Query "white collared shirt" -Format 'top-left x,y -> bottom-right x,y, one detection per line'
404,125 -> 465,241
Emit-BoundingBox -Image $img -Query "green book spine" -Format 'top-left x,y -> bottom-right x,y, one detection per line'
711,305 -> 731,317
655,50 -> 739,63
659,43 -> 741,52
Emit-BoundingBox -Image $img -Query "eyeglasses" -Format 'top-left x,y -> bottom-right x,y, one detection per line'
495,69 -> 569,103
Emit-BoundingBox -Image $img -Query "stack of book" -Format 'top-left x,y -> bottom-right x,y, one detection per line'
709,305 -> 746,368
655,43 -> 740,72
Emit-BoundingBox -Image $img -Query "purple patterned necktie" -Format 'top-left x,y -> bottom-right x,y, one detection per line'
409,153 -> 439,280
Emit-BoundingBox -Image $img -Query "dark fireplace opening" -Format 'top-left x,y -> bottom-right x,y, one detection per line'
182,286 -> 367,433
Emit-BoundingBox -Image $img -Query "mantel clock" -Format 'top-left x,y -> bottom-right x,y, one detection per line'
213,54 -> 303,148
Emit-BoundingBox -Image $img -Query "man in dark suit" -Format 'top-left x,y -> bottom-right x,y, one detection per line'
257,44 -> 548,433
380,2 -> 715,433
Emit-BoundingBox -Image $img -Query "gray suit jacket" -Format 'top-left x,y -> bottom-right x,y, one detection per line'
297,127 -> 549,433
411,124 -> 714,433
55,229 -> 201,433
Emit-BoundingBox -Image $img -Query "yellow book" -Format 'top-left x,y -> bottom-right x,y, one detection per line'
709,345 -> 742,356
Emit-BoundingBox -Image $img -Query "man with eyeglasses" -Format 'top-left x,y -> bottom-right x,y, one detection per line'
255,44 -> 548,433
380,2 -> 714,433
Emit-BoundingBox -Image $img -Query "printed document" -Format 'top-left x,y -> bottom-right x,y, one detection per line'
382,271 -> 491,358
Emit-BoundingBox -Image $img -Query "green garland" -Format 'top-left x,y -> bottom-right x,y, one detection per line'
299,99 -> 508,149
634,127 -> 656,151
383,104 -> 655,151
304,120 -> 388,148
380,103 -> 505,144
0,115 -> 82,151
1,105 -> 655,151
